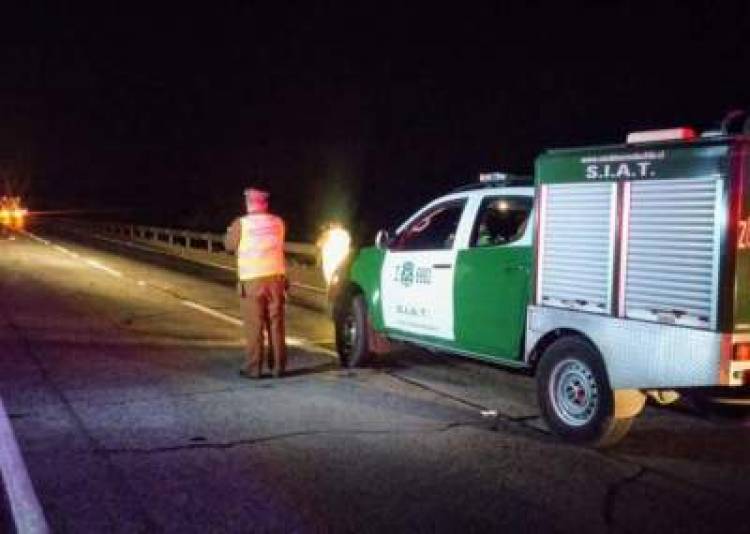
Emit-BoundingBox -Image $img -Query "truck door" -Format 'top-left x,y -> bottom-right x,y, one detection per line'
454,195 -> 533,360
381,198 -> 468,341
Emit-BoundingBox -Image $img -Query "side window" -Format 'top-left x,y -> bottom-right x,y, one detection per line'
471,196 -> 532,248
392,199 -> 466,251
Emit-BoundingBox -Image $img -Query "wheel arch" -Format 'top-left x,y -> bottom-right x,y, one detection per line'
332,280 -> 365,321
528,328 -> 603,375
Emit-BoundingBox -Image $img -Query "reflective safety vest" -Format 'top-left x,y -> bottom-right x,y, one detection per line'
237,213 -> 286,280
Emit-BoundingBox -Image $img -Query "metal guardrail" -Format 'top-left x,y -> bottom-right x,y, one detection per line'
59,221 -> 330,311
94,223 -> 320,265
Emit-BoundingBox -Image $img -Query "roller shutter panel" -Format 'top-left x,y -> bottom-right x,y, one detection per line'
624,177 -> 721,329
539,182 -> 616,313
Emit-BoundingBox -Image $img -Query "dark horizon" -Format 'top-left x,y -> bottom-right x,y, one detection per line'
2,3 -> 749,241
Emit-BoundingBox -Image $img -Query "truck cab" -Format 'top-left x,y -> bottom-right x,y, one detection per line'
332,173 -> 535,366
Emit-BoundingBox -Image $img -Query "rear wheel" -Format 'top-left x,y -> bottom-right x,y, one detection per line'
537,336 -> 633,448
335,294 -> 370,368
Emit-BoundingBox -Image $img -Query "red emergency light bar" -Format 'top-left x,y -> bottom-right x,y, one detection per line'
626,127 -> 697,144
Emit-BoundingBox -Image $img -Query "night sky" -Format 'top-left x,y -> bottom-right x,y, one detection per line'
2,2 -> 749,242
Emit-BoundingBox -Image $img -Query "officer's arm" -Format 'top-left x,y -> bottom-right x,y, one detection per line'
224,218 -> 241,253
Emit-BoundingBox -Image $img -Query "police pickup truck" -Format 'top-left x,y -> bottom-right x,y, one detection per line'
330,116 -> 750,447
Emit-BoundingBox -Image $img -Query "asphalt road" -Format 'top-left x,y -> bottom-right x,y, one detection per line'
0,487 -> 10,534
1,225 -> 750,533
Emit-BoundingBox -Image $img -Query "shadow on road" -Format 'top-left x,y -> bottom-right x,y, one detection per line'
615,422 -> 750,464
367,347 -> 530,376
280,361 -> 340,378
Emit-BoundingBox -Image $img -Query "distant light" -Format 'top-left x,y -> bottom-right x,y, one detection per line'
318,224 -> 351,286
626,127 -> 696,144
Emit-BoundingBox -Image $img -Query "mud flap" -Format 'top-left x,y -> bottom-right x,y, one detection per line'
367,318 -> 393,354
614,389 -> 646,419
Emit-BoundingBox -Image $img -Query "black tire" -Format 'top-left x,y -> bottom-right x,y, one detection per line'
536,336 -> 632,448
335,294 -> 370,368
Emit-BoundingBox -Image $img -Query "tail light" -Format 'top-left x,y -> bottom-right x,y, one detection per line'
733,343 -> 750,361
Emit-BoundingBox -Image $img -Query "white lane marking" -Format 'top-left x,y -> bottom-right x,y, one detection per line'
481,410 -> 499,418
84,258 -> 123,278
27,230 -> 336,356
20,231 -> 49,246
0,398 -> 50,534
287,336 -> 307,346
52,245 -> 80,259
181,301 -> 337,356
292,282 -> 327,294
181,300 -> 243,326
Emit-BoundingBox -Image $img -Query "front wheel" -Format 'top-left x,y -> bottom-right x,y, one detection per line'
537,336 -> 632,448
335,294 -> 370,368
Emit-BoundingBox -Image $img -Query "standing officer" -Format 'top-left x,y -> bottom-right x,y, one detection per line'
225,188 -> 287,378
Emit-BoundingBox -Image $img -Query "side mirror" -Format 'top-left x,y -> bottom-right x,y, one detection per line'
375,229 -> 390,250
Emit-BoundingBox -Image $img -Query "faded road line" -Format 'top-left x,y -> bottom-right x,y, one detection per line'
84,258 -> 123,278
180,300 -> 336,356
181,300 -> 243,326
52,244 -> 80,258
27,229 -> 336,357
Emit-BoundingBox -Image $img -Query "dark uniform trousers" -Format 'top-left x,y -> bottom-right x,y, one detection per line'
240,274 -> 287,377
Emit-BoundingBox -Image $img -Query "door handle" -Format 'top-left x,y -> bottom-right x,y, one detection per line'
432,263 -> 453,269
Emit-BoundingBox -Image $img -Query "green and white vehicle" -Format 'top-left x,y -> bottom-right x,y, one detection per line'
331,118 -> 750,447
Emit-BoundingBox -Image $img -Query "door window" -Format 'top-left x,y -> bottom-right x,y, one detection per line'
392,200 -> 466,251
470,196 -> 532,248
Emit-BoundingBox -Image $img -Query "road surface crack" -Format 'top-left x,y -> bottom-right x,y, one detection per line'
384,371 -> 488,411
95,422 -> 475,455
602,466 -> 646,527
384,371 -> 548,436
